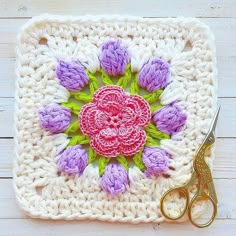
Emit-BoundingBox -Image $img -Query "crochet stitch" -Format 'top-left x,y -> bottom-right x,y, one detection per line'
38,103 -> 71,134
14,15 -> 217,224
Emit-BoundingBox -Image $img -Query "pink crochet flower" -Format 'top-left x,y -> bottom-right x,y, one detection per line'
79,86 -> 151,157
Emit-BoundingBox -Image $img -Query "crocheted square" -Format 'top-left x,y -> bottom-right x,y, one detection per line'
14,15 -> 217,223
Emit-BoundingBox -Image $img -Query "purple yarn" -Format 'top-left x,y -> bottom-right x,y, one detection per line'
57,145 -> 88,175
138,58 -> 170,92
142,147 -> 170,177
56,60 -> 89,91
100,163 -> 129,196
99,40 -> 130,76
153,103 -> 187,135
38,103 -> 71,134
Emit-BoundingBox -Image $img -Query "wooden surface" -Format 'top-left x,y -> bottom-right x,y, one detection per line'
0,0 -> 236,235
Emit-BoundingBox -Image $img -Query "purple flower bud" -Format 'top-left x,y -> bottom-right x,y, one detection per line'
99,40 -> 130,76
142,147 -> 170,177
153,103 -> 187,135
56,60 -> 89,91
39,103 -> 71,133
138,58 -> 170,92
57,145 -> 88,175
100,163 -> 129,196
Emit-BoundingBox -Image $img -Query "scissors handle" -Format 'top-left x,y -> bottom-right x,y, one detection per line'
160,187 -> 189,220
188,192 -> 217,228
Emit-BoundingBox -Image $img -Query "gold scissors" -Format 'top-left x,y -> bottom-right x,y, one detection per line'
160,107 -> 220,228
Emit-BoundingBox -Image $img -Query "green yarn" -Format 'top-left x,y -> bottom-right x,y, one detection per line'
145,123 -> 170,140
117,64 -> 131,89
150,104 -> 163,113
130,73 -> 140,94
65,120 -> 79,135
143,89 -> 163,103
87,70 -> 99,95
98,156 -> 110,176
100,69 -> 113,85
61,101 -> 81,115
70,91 -> 92,103
133,150 -> 146,171
88,147 -> 97,164
67,135 -> 89,146
145,136 -> 160,146
116,155 -> 129,170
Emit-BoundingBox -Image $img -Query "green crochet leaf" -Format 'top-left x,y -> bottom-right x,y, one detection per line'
88,147 -> 97,164
70,91 -> 92,103
116,155 -> 129,170
145,123 -> 170,140
150,104 -> 164,113
133,150 -> 146,171
117,64 -> 131,89
145,135 -> 160,146
67,135 -> 90,146
87,70 -> 99,95
100,69 -> 113,85
130,73 -> 140,94
61,101 -> 81,115
98,156 -> 110,176
64,120 -> 79,135
143,89 -> 163,103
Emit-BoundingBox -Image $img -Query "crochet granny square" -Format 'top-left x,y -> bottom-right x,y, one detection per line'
14,15 -> 217,223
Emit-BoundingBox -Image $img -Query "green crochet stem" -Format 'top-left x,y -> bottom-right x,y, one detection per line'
67,135 -> 89,146
88,147 -> 97,164
98,156 -> 110,176
130,73 -> 140,94
70,91 -> 92,103
145,123 -> 170,140
116,155 -> 129,170
61,102 -> 81,115
100,69 -> 113,85
117,64 -> 131,89
87,70 -> 99,95
143,89 -> 163,103
64,120 -> 79,135
133,150 -> 146,171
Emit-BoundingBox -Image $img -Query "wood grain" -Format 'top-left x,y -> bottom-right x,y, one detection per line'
0,0 -> 236,18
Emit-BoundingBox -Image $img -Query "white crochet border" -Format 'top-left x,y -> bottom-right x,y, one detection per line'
13,14 -> 217,223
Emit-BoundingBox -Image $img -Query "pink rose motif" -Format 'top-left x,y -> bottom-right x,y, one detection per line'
79,86 -> 151,157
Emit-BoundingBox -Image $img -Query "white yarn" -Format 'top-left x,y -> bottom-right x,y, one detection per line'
13,14 -> 217,223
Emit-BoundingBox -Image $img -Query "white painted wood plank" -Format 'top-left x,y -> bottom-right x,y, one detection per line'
0,18 -> 236,97
0,219 -> 235,236
0,178 -> 235,220
0,98 -> 235,138
0,0 -> 236,18
1,138 -> 235,178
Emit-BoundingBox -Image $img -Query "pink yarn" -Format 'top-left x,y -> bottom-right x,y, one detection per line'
79,86 -> 151,157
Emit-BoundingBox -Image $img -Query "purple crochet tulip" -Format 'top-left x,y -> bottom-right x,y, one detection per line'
57,145 -> 88,175
138,58 -> 170,92
142,147 -> 170,177
56,60 -> 89,91
99,40 -> 130,76
39,103 -> 71,133
100,163 -> 129,196
153,103 -> 187,135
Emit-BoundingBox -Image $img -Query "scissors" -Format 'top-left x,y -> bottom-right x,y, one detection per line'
160,107 -> 220,228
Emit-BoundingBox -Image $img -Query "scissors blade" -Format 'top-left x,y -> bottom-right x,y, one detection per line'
208,106 -> 220,135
